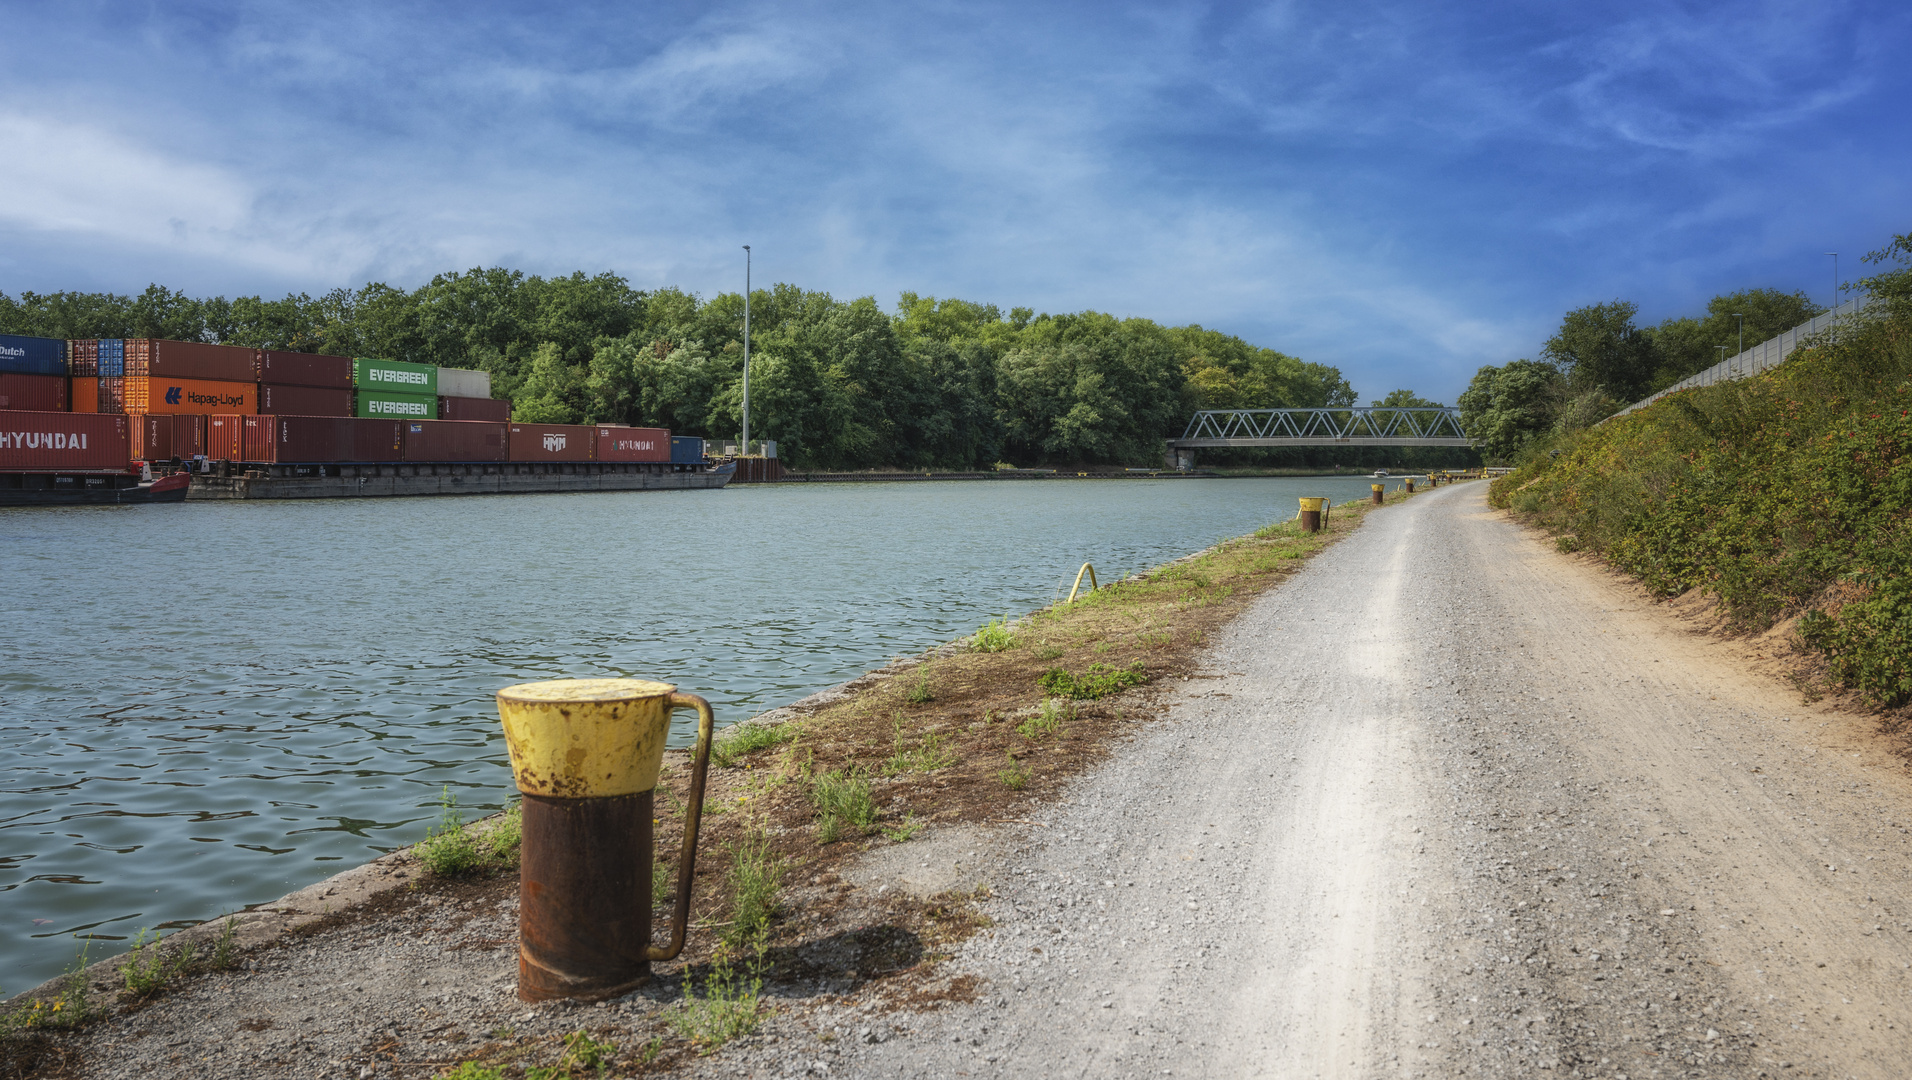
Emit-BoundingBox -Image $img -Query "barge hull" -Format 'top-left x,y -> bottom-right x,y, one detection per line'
187,461 -> 732,500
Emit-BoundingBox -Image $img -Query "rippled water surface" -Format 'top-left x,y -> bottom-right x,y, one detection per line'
1,475 -> 1387,987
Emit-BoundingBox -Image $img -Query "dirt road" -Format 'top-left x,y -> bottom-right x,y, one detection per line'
808,481 -> 1912,1080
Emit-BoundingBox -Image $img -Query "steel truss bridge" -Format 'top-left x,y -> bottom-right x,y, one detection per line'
1170,407 -> 1472,448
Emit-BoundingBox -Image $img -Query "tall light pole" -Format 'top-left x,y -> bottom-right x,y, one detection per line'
741,245 -> 751,452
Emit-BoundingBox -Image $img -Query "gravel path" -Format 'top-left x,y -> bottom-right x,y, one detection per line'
739,481 -> 1912,1080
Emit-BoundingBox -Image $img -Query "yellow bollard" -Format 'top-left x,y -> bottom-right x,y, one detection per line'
1298,496 -> 1327,532
1371,483 -> 1384,505
497,678 -> 716,1001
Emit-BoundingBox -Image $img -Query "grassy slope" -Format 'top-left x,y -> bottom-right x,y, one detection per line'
1489,303 -> 1912,707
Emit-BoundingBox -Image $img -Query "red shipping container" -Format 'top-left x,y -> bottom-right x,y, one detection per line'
0,373 -> 69,411
595,426 -> 670,462
0,411 -> 131,471
71,377 -> 99,413
240,415 -> 401,462
255,351 -> 353,389
68,340 -> 99,377
350,418 -> 404,462
401,419 -> 508,462
97,377 -> 125,413
258,384 -> 353,416
207,414 -> 245,460
437,395 -> 511,422
132,414 -> 174,460
174,414 -> 208,458
508,423 -> 595,462
124,339 -> 257,383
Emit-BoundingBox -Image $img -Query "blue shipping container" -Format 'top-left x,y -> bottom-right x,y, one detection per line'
0,334 -> 69,376
97,339 -> 125,377
669,436 -> 705,464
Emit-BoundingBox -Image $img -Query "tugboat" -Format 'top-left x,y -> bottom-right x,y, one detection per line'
0,467 -> 191,506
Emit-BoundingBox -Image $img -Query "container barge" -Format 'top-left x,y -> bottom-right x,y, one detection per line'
0,335 -> 734,504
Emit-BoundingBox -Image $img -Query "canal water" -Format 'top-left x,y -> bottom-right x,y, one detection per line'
1,475 -> 1388,989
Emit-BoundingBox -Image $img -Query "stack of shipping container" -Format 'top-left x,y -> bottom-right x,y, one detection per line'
3,333 -> 712,475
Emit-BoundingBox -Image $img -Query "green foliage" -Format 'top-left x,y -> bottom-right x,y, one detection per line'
4,939 -> 94,1033
122,928 -> 195,1000
712,721 -> 795,767
970,617 -> 1018,652
1647,288 -> 1821,391
904,664 -> 936,705
525,1030 -> 619,1079
417,789 -> 520,876
668,950 -> 768,1053
439,1064 -> 505,1080
1016,698 -> 1073,738
722,833 -> 785,953
810,769 -> 878,842
1543,300 -> 1660,402
1491,228 -> 1912,706
884,714 -> 956,774
1037,661 -> 1148,699
997,756 -> 1032,790
1459,358 -> 1567,462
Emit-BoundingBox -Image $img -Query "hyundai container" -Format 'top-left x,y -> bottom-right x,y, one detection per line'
352,358 -> 437,396
124,339 -> 257,383
207,414 -> 245,460
132,413 -> 174,460
0,334 -> 68,376
508,423 -> 595,462
0,411 -> 131,472
400,419 -> 508,462
174,414 -> 208,459
123,377 -> 254,415
436,367 -> 490,399
258,384 -> 353,416
669,436 -> 705,464
596,426 -> 670,462
256,350 -> 353,389
357,390 -> 437,419
0,373 -> 69,412
437,394 -> 511,422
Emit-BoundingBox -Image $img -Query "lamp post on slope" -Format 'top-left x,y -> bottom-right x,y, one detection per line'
742,246 -> 751,453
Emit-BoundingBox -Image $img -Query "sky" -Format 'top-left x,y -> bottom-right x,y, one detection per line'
2,0 -> 1908,403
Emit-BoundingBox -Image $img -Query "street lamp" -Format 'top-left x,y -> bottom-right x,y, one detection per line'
741,245 -> 751,453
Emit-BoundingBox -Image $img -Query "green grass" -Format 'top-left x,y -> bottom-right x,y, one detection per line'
1037,661 -> 1148,700
417,788 -> 521,877
526,1030 -> 618,1079
884,713 -> 957,774
668,951 -> 769,1053
970,617 -> 1018,652
121,928 -> 195,1001
904,663 -> 936,704
1033,644 -> 1065,660
997,756 -> 1032,790
712,721 -> 796,768
1016,698 -> 1072,739
721,832 -> 785,952
810,768 -> 878,843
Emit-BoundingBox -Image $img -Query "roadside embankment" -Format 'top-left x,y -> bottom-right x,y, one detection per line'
1491,251 -> 1912,718
0,482 -> 1427,1080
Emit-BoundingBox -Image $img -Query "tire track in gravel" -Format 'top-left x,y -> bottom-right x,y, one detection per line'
783,482 -> 1912,1080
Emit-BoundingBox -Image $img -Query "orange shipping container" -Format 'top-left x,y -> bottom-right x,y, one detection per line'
124,377 -> 255,415
72,377 -> 99,413
207,414 -> 245,460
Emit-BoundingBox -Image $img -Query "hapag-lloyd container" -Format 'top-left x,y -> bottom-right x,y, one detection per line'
596,426 -> 669,462
669,436 -> 705,464
256,351 -> 353,389
207,414 -> 245,460
174,414 -> 207,458
357,390 -> 437,419
508,423 -> 595,462
124,377 -> 255,415
258,384 -> 353,416
132,414 -> 173,460
0,334 -> 69,376
400,419 -> 508,462
240,416 -> 404,462
0,373 -> 69,411
437,395 -> 511,422
124,339 -> 256,383
353,358 -> 437,396
0,411 -> 131,471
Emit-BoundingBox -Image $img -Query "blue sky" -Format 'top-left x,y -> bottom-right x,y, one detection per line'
2,1 -> 1908,403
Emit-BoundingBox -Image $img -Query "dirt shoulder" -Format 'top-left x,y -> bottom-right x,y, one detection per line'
2,483 -> 1424,1080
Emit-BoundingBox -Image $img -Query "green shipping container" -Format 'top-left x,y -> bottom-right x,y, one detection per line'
352,357 -> 438,396
357,390 -> 438,419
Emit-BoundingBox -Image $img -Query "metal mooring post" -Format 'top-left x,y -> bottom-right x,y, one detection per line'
1406,478 -> 1415,493
1298,496 -> 1326,532
496,678 -> 716,1002
1371,483 -> 1384,505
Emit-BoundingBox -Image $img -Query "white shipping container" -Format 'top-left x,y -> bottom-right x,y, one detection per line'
436,367 -> 491,399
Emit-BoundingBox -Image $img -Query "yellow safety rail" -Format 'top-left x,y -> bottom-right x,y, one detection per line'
1067,562 -> 1099,603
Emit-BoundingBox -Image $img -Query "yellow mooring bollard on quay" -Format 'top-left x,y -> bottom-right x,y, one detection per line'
496,678 -> 716,1002
1371,483 -> 1384,505
1298,496 -> 1327,532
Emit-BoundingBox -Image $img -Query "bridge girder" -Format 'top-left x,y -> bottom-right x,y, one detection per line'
1169,407 -> 1472,448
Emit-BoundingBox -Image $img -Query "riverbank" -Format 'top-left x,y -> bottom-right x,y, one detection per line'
0,482 -> 1433,1079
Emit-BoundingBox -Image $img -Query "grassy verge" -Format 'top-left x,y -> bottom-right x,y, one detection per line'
1490,233 -> 1912,710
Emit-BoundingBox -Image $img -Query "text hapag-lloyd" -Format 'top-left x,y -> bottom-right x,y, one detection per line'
367,368 -> 429,386
179,388 -> 246,407
0,431 -> 89,450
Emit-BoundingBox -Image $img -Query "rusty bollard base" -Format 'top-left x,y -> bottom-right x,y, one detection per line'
518,791 -> 655,1001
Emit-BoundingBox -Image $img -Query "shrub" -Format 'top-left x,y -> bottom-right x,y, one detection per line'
970,617 -> 1018,652
1038,661 -> 1148,699
810,769 -> 877,842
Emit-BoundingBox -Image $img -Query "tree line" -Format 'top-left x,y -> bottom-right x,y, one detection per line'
0,271 -> 1408,471
1459,287 -> 1824,461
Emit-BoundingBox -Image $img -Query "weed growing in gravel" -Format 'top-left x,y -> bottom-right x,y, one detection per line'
712,722 -> 796,767
483,800 -> 522,863
1037,661 -> 1148,700
722,832 -> 785,952
884,714 -> 956,774
1016,698 -> 1072,738
810,769 -> 878,842
904,663 -> 936,704
997,756 -> 1032,790
971,617 -> 1018,652
1033,643 -> 1065,660
653,853 -> 673,907
418,789 -> 520,876
526,1030 -> 617,1079
668,945 -> 768,1053
122,928 -> 195,1001
209,916 -> 240,972
882,814 -> 924,841
3,938 -> 94,1035
640,1036 -> 665,1063
439,1063 -> 504,1080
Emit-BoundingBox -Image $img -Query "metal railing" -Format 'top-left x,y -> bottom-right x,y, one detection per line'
1609,297 -> 1870,419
